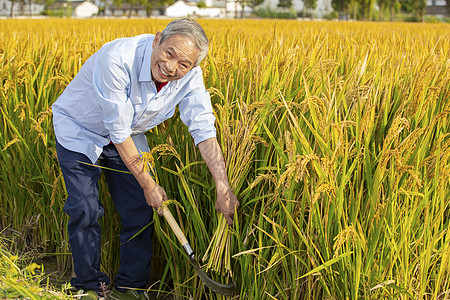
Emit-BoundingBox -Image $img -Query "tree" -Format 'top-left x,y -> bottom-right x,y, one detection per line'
377,0 -> 386,20
399,0 -> 414,14
235,0 -> 263,18
304,0 -> 317,17
248,0 -> 264,12
413,0 -> 426,21
399,0 -> 425,20
112,0 -> 173,18
356,0 -> 374,19
351,0 -> 357,19
97,0 -> 109,15
127,0 -> 139,17
141,0 -> 173,17
235,0 -> 246,17
378,0 -> 400,21
9,0 -> 19,17
332,0 -> 351,19
388,0 -> 398,21
8,0 -> 36,17
278,0 -> 292,9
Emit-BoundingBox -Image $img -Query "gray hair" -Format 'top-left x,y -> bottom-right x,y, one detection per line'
160,18 -> 209,67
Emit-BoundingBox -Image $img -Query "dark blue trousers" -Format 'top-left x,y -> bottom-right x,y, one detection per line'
56,141 -> 153,293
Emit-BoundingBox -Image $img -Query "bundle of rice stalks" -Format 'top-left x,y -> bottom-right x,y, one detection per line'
202,100 -> 266,277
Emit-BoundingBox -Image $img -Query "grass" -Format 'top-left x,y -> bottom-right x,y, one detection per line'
0,19 -> 449,299
0,234 -> 70,299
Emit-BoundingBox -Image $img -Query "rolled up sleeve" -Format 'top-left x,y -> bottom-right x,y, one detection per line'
93,54 -> 133,144
179,89 -> 217,146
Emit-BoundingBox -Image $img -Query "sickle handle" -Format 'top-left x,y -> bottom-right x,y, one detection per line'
162,207 -> 194,256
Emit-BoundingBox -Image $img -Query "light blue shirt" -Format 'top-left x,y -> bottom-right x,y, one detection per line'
52,34 -> 216,163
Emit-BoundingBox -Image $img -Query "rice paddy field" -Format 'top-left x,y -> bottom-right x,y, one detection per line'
0,18 -> 449,299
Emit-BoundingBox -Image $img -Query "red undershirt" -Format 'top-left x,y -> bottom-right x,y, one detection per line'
109,80 -> 168,145
155,80 -> 168,93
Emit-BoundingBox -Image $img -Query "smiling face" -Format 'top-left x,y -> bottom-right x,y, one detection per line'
150,32 -> 200,83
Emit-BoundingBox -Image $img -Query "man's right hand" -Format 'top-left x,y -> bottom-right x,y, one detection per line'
114,137 -> 167,215
143,183 -> 167,216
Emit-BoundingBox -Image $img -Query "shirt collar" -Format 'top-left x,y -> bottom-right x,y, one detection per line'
139,37 -> 153,82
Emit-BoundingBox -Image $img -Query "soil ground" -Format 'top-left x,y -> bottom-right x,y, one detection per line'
38,256 -> 173,299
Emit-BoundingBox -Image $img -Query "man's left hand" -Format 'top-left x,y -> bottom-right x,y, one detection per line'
197,138 -> 240,226
216,184 -> 240,226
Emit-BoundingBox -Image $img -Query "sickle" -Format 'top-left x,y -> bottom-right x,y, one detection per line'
162,207 -> 236,296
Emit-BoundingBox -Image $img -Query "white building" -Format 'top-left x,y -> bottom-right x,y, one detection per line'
166,0 -> 225,18
426,0 -> 448,16
47,1 -> 98,18
166,1 -> 198,17
73,1 -> 98,17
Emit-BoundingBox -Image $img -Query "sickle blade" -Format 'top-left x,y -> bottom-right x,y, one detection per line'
189,255 -> 236,296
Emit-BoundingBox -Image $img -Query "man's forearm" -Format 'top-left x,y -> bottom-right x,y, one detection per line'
197,137 -> 230,190
198,137 -> 239,225
114,136 -> 167,212
114,136 -> 156,189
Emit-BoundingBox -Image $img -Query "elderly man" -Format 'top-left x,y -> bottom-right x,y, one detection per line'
52,19 -> 239,300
